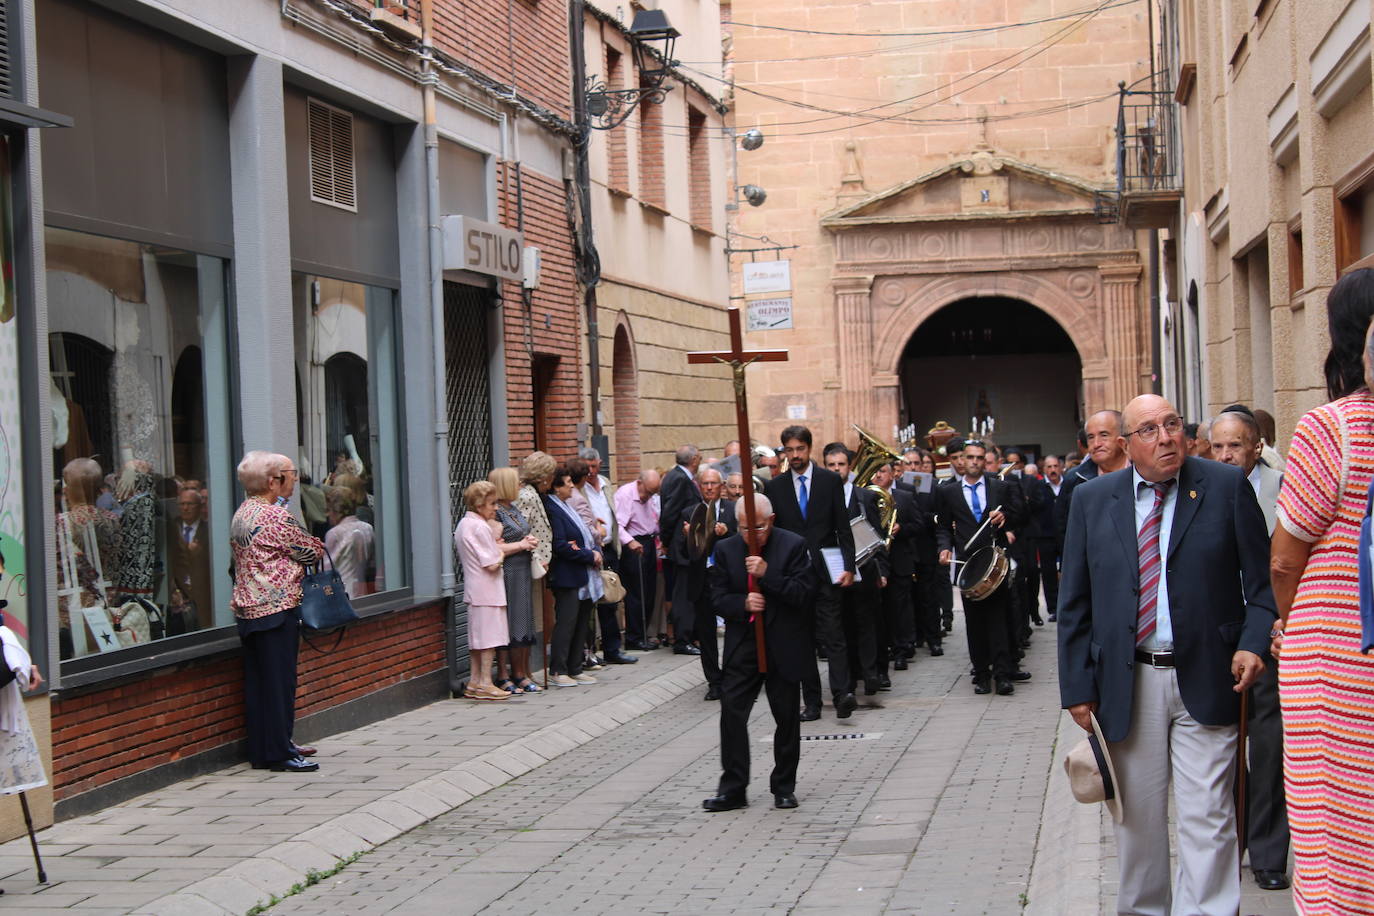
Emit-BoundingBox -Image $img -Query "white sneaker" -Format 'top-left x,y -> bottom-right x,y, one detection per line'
550,674 -> 579,687
573,673 -> 597,684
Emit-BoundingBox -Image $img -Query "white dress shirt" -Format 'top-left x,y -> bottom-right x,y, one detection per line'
793,465 -> 813,506
1246,464 -> 1262,499
1049,480 -> 1062,497
1132,468 -> 1180,650
581,478 -> 614,546
960,476 -> 987,516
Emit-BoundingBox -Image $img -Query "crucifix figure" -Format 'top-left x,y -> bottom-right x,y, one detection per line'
687,307 -> 787,670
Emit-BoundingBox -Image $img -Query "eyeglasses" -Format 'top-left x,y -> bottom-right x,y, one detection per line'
1123,416 -> 1184,443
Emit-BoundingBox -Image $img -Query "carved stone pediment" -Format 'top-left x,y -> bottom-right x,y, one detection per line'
821,150 -> 1109,228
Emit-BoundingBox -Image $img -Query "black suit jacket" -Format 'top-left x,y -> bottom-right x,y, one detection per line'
845,483 -> 890,581
681,498 -> 739,598
934,474 -> 1025,560
1030,478 -> 1058,541
1054,459 -> 1102,555
660,464 -> 702,562
1056,457 -> 1277,743
708,527 -> 817,681
765,463 -> 856,579
882,486 -> 925,577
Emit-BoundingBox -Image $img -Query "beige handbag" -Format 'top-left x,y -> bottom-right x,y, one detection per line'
600,569 -> 626,604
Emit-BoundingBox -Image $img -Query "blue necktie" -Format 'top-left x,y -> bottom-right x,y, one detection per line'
966,483 -> 983,521
798,475 -> 809,520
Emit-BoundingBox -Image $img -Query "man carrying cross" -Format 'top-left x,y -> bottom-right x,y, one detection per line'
703,491 -> 816,811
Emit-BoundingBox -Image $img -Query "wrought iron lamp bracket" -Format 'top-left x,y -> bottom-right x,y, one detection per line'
585,76 -> 674,131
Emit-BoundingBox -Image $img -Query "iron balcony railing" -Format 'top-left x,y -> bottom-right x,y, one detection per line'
1115,75 -> 1181,196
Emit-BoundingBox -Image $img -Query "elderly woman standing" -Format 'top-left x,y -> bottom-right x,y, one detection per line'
1270,269 -> 1374,914
515,452 -> 556,668
543,465 -> 604,687
489,467 -> 540,693
230,451 -> 324,773
454,480 -> 513,700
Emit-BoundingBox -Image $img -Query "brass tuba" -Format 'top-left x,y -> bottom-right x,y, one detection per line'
852,424 -> 902,546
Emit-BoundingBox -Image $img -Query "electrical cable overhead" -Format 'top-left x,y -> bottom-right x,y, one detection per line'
718,0 -> 1139,39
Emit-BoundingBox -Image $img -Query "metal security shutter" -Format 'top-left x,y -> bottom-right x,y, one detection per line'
0,1 -> 13,100
443,281 -> 494,680
306,97 -> 357,212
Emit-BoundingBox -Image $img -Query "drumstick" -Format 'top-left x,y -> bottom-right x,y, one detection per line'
961,504 -> 1003,556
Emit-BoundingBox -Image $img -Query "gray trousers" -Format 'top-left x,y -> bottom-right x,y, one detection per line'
1108,664 -> 1240,916
1246,664 -> 1290,872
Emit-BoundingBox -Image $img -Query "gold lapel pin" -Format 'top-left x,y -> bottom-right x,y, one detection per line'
1189,490 -> 1197,499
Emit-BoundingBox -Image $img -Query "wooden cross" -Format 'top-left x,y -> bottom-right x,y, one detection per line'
687,307 -> 788,671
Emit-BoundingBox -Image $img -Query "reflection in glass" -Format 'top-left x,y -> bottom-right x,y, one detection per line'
46,227 -> 230,658
293,274 -> 404,598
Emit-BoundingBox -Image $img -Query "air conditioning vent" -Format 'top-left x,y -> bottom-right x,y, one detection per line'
307,97 -> 357,212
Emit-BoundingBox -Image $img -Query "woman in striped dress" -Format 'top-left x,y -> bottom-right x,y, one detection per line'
1271,269 -> 1374,915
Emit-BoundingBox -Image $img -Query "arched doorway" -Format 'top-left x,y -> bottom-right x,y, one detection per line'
899,296 -> 1083,458
612,321 -> 640,482
170,346 -> 205,481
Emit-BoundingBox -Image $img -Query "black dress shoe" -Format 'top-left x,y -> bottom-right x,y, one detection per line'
893,656 -> 908,671
1253,869 -> 1290,891
800,706 -> 821,721
774,793 -> 798,809
995,679 -> 1015,696
626,639 -> 658,651
702,793 -> 747,812
704,686 -> 721,701
1047,614 -> 1057,622
877,675 -> 892,691
674,645 -> 702,656
835,693 -> 858,719
864,680 -> 880,696
269,755 -> 320,773
973,679 -> 992,695
928,643 -> 944,657
603,653 -> 639,664
1031,615 -> 1044,626
1010,670 -> 1032,681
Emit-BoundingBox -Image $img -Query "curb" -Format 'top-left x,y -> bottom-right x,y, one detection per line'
135,658 -> 705,916
1024,709 -> 1106,915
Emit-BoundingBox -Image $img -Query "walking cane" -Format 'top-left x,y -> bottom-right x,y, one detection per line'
541,584 -> 552,691
17,792 -> 46,883
1236,688 -> 1250,877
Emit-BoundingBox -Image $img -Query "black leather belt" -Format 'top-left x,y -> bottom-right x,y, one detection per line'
1134,648 -> 1174,668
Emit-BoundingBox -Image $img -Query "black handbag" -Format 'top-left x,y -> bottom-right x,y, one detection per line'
299,546 -> 359,634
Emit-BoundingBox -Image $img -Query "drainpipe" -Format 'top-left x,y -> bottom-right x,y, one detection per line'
568,0 -> 602,441
420,0 -> 456,595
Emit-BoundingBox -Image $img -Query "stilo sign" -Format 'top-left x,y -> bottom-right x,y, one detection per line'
441,215 -> 524,282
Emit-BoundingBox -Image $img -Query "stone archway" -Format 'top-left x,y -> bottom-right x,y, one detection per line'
898,296 -> 1084,457
611,315 -> 641,481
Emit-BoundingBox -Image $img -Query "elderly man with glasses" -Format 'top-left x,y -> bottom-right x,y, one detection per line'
1057,395 -> 1275,915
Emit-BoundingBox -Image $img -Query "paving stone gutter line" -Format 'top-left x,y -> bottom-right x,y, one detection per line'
137,658 -> 705,916
1023,707 -> 1106,915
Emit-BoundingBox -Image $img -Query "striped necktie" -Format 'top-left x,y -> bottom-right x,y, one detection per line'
1136,480 -> 1173,646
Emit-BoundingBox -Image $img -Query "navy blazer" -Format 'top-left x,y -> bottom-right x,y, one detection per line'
708,527 -> 817,681
659,464 -> 700,557
542,495 -> 599,590
1056,457 -> 1277,743
765,463 -> 857,578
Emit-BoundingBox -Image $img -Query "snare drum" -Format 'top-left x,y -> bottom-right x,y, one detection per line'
956,546 -> 1010,602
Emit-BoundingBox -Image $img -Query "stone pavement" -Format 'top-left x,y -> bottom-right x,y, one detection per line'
0,615 -> 1300,915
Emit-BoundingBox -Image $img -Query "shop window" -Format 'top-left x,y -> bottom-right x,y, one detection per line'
45,226 -> 232,660
293,274 -> 406,600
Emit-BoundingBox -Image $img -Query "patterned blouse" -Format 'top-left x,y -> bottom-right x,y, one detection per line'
55,504 -> 122,631
514,484 -> 553,570
230,498 -> 324,620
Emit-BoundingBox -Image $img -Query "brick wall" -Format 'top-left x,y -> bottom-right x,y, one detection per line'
432,0 -> 570,118
687,107 -> 710,229
497,164 -> 583,463
50,602 -> 446,801
637,74 -> 666,209
605,46 -> 629,192
611,324 -> 641,480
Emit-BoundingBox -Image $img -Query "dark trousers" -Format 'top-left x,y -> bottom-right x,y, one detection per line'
718,659 -> 801,799
844,572 -> 882,690
550,586 -> 592,676
595,549 -> 622,658
1246,664 -> 1290,871
670,562 -> 695,648
884,572 -> 915,653
938,573 -> 954,629
965,584 -> 1013,681
911,564 -> 943,648
619,536 -> 657,644
1036,538 -> 1059,616
802,582 -> 848,708
1018,547 -> 1041,623
693,572 -> 722,689
1003,568 -> 1026,663
240,611 -> 300,766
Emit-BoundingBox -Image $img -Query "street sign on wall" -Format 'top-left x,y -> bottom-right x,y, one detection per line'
441,215 -> 524,282
747,297 -> 793,330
